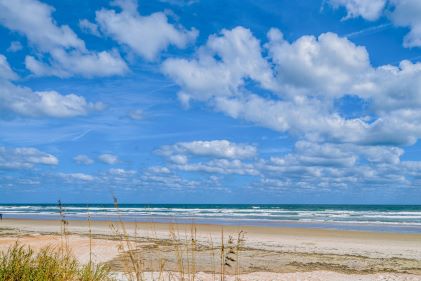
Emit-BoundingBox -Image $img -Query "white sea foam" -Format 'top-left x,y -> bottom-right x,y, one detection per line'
1,205 -> 420,230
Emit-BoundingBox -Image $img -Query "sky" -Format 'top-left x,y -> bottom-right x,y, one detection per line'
1,0 -> 421,204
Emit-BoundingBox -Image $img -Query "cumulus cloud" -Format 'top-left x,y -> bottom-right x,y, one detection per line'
0,79 -> 104,118
177,158 -> 258,175
148,166 -> 171,174
95,0 -> 197,61
328,0 -> 386,21
181,140 -> 256,159
59,173 -> 95,181
74,154 -> 94,165
256,141 -> 411,191
0,0 -> 128,77
7,41 -> 23,52
155,140 -> 259,175
139,173 -> 199,190
327,0 -> 421,48
0,146 -> 58,169
99,153 -> 119,164
163,26 -> 421,146
389,0 -> 421,48
25,49 -> 127,78
108,168 -> 136,176
266,29 -> 371,98
0,55 -> 18,80
163,27 -> 276,107
163,27 -> 364,142
169,154 -> 188,164
263,141 -> 403,171
79,19 -> 100,36
151,138 -> 414,189
158,140 -> 257,159
0,54 -> 104,118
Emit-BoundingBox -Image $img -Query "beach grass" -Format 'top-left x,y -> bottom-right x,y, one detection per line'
0,198 -> 247,281
109,197 -> 246,281
0,243 -> 113,281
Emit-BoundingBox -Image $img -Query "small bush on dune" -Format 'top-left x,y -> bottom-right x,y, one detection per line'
0,243 -> 114,281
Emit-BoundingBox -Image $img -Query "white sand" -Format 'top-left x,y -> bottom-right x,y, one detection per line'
1,219 -> 421,280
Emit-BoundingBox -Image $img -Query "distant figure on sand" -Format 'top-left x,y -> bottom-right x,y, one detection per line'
0,213 -> 2,220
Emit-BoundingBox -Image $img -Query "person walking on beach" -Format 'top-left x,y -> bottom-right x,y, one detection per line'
0,213 -> 2,220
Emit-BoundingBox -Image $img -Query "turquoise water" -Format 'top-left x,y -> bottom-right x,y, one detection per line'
1,204 -> 420,233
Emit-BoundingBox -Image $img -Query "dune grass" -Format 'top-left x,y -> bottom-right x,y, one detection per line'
0,243 -> 114,281
110,197 -> 246,281
0,199 -> 246,281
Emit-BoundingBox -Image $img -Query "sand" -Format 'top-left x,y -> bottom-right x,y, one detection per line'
1,218 -> 420,280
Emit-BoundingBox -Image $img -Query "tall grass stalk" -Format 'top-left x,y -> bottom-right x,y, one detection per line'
0,243 -> 113,281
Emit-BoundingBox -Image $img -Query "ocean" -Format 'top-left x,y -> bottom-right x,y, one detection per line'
0,204 -> 420,233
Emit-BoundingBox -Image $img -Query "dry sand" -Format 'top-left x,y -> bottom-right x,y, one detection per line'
1,218 -> 420,280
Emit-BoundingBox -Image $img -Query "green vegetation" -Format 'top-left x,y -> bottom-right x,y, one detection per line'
0,243 -> 114,281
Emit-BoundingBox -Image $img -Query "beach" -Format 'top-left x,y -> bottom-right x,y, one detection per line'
1,218 -> 420,280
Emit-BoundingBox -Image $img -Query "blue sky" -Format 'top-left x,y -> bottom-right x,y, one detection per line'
1,0 -> 421,204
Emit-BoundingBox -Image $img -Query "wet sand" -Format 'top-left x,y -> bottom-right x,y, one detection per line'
0,218 -> 420,280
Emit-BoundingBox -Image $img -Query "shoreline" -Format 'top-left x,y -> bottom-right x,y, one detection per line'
3,217 -> 421,237
2,214 -> 421,234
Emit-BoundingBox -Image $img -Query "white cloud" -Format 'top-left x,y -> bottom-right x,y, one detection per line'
369,61 -> 421,111
79,19 -> 100,36
163,27 -> 276,107
177,158 -> 259,175
357,145 -> 403,164
291,141 -> 357,167
156,140 -> 259,175
148,166 -> 171,174
169,154 -> 188,164
264,141 -> 403,170
158,140 -> 257,159
0,54 -> 104,118
253,141 -> 412,190
0,0 -> 128,77
24,49 -> 128,78
0,55 -> 18,80
0,146 -> 58,169
163,27 -> 368,143
74,154 -> 94,165
183,140 -> 256,159
328,0 -> 386,21
139,173 -> 199,189
163,26 -> 421,147
99,153 -> 119,164
357,60 -> 421,146
0,80 -> 104,118
7,41 -> 23,52
59,172 -> 95,181
160,0 -> 198,6
389,0 -> 421,48
152,139 -> 410,186
128,109 -> 144,120
96,0 -> 197,61
267,29 -> 371,98
327,0 -> 421,48
108,168 -> 136,176
0,0 -> 84,51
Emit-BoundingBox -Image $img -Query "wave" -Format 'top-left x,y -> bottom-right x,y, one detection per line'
0,205 -> 420,228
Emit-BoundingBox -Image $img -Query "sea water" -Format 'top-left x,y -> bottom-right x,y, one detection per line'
0,204 -> 420,233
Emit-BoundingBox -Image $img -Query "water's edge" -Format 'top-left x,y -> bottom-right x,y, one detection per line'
1,204 -> 420,233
